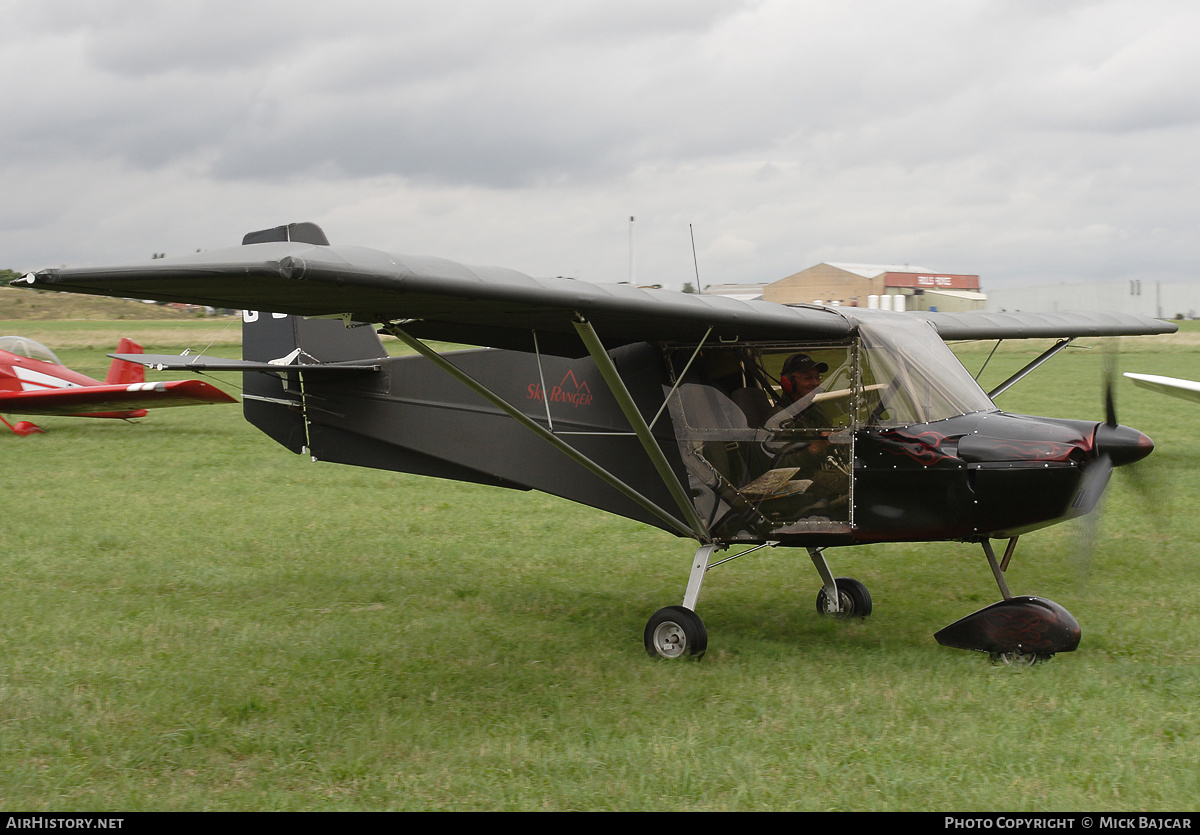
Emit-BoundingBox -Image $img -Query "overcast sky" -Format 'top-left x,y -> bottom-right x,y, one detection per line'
2,0 -> 1197,291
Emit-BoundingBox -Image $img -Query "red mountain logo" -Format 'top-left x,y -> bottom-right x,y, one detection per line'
527,370 -> 594,408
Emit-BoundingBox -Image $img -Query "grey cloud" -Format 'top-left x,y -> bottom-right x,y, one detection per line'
3,0 -> 761,186
2,0 -> 1197,290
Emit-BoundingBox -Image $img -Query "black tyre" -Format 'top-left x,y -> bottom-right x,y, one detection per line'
989,651 -> 1053,666
644,606 -> 708,660
815,577 -> 872,619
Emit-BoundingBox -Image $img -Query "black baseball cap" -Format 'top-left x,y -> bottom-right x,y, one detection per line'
783,353 -> 828,375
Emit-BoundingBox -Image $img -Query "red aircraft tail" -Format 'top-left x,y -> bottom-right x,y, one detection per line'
104,338 -> 146,385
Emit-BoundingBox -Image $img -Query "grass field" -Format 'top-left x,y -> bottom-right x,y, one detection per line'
1,319 -> 1198,811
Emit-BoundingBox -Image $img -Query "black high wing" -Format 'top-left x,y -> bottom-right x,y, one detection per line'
15,235 -> 1172,353
18,241 -> 853,356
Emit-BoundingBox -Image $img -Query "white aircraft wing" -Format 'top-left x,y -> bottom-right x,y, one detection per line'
1123,372 -> 1200,404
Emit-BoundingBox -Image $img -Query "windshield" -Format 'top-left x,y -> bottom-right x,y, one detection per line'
856,317 -> 995,425
0,336 -> 62,365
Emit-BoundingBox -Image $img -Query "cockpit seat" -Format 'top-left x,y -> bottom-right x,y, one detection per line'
731,386 -> 773,428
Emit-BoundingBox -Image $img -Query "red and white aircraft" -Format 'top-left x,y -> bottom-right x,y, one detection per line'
0,335 -> 236,435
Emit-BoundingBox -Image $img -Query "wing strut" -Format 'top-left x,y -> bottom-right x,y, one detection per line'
986,337 -> 1074,399
380,322 -> 699,540
572,317 -> 710,541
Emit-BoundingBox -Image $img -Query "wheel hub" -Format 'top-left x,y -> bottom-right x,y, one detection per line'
651,622 -> 688,658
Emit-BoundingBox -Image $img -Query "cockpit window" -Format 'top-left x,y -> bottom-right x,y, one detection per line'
663,342 -> 857,540
667,344 -> 854,434
0,336 -> 62,365
660,321 -> 996,542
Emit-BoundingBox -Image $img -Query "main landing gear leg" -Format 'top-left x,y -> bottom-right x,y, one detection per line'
644,544 -> 717,660
934,537 -> 1081,664
644,542 -> 785,659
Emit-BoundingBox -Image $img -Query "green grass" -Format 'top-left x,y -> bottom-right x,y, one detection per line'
1,322 -> 1198,810
0,282 -> 209,322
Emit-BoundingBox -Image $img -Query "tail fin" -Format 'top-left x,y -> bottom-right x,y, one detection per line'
104,338 -> 145,385
241,311 -> 388,453
237,222 -> 387,453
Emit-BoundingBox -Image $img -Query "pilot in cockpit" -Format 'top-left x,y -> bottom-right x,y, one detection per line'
765,352 -> 834,460
677,347 -> 850,530
754,351 -> 849,520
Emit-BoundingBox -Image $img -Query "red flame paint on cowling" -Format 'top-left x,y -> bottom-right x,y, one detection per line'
873,429 -> 953,465
959,436 -> 1084,463
876,426 -> 1084,467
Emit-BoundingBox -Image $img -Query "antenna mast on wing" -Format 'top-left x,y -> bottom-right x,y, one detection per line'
690,223 -> 702,295
628,216 -> 635,286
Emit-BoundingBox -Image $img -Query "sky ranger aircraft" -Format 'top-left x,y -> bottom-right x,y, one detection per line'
0,335 -> 235,435
13,223 -> 1176,663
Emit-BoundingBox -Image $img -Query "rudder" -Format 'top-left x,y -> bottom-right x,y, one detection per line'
104,338 -> 145,385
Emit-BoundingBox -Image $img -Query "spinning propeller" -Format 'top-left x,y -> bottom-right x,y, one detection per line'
1071,348 -> 1154,514
1068,346 -> 1158,581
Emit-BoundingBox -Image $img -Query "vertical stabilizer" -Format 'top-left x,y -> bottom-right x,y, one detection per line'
104,338 -> 145,385
237,222 -> 390,454
240,311 -> 388,454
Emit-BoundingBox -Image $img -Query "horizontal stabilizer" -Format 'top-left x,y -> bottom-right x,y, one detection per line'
110,353 -> 383,374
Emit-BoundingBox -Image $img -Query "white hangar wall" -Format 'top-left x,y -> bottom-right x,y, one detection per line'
984,281 -> 1198,320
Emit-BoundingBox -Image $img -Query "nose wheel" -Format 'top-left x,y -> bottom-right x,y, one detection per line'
990,650 -> 1052,666
934,540 -> 1081,661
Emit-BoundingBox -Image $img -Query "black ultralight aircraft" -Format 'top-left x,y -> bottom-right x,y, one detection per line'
14,223 -> 1177,663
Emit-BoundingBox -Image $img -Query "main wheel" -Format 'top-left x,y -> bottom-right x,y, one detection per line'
644,606 -> 708,660
815,577 -> 872,619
